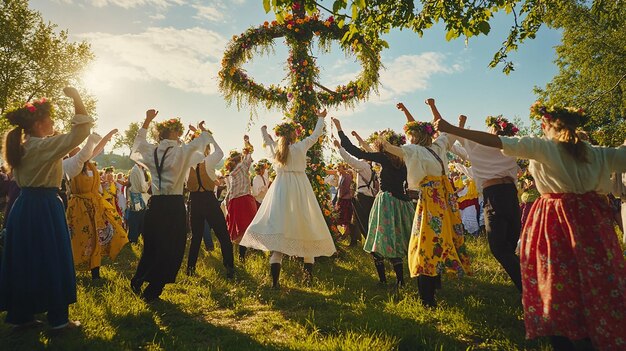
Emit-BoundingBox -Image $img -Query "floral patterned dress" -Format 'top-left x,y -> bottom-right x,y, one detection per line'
67,162 -> 128,270
402,141 -> 471,278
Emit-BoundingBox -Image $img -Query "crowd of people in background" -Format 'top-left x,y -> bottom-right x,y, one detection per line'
0,89 -> 624,350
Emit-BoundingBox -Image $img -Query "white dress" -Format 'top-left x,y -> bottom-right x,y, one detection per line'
240,117 -> 337,258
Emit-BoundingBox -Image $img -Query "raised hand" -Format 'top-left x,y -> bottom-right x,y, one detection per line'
63,87 -> 79,99
103,129 -> 118,141
261,125 -> 267,131
146,109 -> 158,121
243,134 -> 250,143
189,124 -> 197,132
433,118 -> 453,133
330,117 -> 342,131
458,115 -> 467,128
333,139 -> 341,148
316,108 -> 328,118
198,121 -> 207,132
396,102 -> 407,111
425,98 -> 435,106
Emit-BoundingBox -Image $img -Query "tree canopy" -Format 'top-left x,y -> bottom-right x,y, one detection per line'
534,1 -> 626,146
263,1 -> 619,74
0,0 -> 95,133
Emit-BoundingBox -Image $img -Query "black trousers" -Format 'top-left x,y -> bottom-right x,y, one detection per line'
188,191 -> 234,270
352,193 -> 375,239
133,195 -> 186,295
483,183 -> 523,292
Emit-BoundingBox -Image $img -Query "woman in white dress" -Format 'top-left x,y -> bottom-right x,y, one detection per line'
240,109 -> 336,288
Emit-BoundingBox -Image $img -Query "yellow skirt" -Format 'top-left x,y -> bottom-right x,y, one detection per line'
408,175 -> 471,278
67,192 -> 128,270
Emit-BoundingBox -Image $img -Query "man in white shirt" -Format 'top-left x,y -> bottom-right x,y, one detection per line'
127,163 -> 150,243
334,139 -> 377,246
453,116 -> 523,293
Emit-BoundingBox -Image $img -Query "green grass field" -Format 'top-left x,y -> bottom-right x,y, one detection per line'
0,235 -> 550,350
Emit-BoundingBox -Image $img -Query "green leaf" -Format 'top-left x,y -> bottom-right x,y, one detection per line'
445,29 -> 457,41
477,21 -> 491,35
338,19 -> 345,29
263,0 -> 270,13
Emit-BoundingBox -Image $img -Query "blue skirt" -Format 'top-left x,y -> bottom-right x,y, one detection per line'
0,188 -> 77,316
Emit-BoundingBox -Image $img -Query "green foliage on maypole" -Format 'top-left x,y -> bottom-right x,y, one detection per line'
219,3 -> 383,237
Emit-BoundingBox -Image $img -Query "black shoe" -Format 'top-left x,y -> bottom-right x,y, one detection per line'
91,267 -> 101,280
226,266 -> 234,279
270,263 -> 281,289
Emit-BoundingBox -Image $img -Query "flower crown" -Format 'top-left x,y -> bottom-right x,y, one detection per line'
485,115 -> 519,136
254,159 -> 270,173
156,118 -> 184,135
403,121 -> 435,137
530,101 -> 585,124
23,97 -> 48,113
366,129 -> 406,146
273,122 -> 303,138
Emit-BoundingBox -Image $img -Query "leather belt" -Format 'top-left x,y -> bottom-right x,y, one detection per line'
483,176 -> 515,189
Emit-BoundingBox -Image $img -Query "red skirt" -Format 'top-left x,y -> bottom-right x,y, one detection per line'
336,198 -> 353,226
521,192 -> 626,349
226,195 -> 258,243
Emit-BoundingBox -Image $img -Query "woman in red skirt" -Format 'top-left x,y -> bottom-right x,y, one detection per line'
224,135 -> 257,262
435,102 -> 626,350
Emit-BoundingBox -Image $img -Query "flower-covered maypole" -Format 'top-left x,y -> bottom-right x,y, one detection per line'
219,3 -> 382,237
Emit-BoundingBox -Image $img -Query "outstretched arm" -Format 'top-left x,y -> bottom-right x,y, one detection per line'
396,102 -> 415,122
425,98 -> 442,122
379,138 -> 404,160
63,87 -> 87,116
92,129 -> 118,159
351,131 -> 374,152
434,118 -> 502,149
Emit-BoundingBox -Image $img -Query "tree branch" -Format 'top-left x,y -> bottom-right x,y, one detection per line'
588,71 -> 626,107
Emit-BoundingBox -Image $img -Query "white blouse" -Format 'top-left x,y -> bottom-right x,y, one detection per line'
401,133 -> 454,189
261,117 -> 325,172
456,138 -> 520,190
501,136 -> 626,194
131,128 -> 211,195
62,133 -> 101,179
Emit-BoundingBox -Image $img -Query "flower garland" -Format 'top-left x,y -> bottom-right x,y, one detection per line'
274,121 -> 303,138
403,121 -> 435,137
218,14 -> 381,111
156,118 -> 184,135
530,101 -> 585,123
366,129 -> 406,146
485,115 -> 519,136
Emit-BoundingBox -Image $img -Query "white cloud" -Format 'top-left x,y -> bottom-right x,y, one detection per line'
192,4 -> 225,22
373,52 -> 463,103
150,13 -> 166,20
323,52 -> 462,106
79,27 -> 227,95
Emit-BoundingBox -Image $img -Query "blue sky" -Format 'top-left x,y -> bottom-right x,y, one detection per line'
32,0 -> 561,159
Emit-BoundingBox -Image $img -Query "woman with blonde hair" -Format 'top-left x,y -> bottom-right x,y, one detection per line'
381,99 -> 471,307
240,110 -> 336,289
435,102 -> 626,350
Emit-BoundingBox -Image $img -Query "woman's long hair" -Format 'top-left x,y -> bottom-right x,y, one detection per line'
275,132 -> 295,166
546,114 -> 589,163
3,101 -> 52,170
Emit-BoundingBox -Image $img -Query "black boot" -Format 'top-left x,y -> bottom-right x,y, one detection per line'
391,259 -> 404,288
239,246 -> 247,263
549,336 -> 576,351
373,254 -> 387,284
130,277 -> 143,294
186,266 -> 196,276
417,275 -> 437,308
270,263 -> 281,289
225,266 -> 234,279
91,267 -> 101,280
303,263 -> 313,283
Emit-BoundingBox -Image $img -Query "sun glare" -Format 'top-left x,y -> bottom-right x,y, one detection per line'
82,61 -> 115,94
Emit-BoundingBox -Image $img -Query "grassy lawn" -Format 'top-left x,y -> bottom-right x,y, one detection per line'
0,235 -> 550,350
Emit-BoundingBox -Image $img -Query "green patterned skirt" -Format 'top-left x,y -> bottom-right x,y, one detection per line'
363,191 -> 415,258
